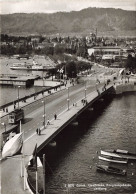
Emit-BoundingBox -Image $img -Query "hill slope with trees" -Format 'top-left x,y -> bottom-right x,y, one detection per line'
1,7 -> 136,36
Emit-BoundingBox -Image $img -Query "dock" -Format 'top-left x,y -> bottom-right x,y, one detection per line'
0,74 -> 40,87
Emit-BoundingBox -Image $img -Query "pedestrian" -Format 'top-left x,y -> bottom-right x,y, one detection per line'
38,128 -> 41,135
6,108 -> 8,112
54,114 -> 57,120
14,104 -> 16,109
36,128 -> 38,134
3,108 -> 5,112
47,118 -> 50,125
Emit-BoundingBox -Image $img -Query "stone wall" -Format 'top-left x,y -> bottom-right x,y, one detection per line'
114,83 -> 136,94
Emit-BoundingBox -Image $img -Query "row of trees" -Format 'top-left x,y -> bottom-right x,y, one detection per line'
1,42 -> 88,58
48,60 -> 92,79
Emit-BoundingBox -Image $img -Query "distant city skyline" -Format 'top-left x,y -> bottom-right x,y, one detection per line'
0,0 -> 136,14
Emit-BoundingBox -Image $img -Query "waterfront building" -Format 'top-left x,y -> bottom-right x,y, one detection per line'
88,46 -> 121,56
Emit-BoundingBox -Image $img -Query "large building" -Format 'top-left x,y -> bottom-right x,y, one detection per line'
88,46 -> 121,56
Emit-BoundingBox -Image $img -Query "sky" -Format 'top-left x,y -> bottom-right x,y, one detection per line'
0,0 -> 136,14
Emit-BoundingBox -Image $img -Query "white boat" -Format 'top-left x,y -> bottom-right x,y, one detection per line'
98,156 -> 128,164
101,150 -> 136,160
10,62 -> 32,70
101,150 -> 123,158
32,65 -> 55,71
2,133 -> 23,159
112,149 -> 136,156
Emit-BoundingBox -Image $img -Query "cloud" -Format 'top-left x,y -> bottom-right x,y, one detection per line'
0,0 -> 136,14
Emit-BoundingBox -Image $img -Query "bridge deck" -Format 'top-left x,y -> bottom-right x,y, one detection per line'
1,84 -> 113,194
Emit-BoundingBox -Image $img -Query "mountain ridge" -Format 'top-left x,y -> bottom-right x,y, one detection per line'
1,7 -> 136,36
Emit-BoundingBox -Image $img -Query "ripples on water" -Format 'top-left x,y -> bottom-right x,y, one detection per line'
39,93 -> 136,194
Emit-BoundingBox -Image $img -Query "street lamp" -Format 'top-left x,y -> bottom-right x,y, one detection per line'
85,82 -> 87,99
1,122 -> 6,132
42,96 -> 46,128
67,87 -> 70,110
17,86 -> 20,108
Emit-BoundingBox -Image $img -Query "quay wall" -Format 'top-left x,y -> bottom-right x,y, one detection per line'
114,83 -> 136,94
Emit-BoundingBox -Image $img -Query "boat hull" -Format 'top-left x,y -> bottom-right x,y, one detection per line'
97,165 -> 126,176
101,150 -> 136,160
98,156 -> 128,164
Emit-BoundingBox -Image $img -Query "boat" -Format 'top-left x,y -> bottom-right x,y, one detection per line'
32,64 -> 55,71
101,150 -> 136,160
112,149 -> 136,156
98,156 -> 128,164
10,62 -> 32,70
101,150 -> 123,158
2,133 -> 23,159
32,65 -> 47,71
10,63 -> 54,71
96,165 -> 126,176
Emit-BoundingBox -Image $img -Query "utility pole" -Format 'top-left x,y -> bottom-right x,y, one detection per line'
42,95 -> 46,128
43,154 -> 46,194
67,87 -> 70,110
18,86 -> 20,108
85,82 -> 87,99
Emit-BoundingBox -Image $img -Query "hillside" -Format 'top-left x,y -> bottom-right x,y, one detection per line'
1,7 -> 136,36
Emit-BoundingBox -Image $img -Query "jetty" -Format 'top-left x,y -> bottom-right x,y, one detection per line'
0,74 -> 40,87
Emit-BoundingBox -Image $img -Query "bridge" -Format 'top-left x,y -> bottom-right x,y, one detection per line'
1,67 -> 136,194
1,79 -> 115,194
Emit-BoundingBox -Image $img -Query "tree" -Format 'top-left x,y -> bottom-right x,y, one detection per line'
66,61 -> 77,78
54,44 -> 66,55
126,54 -> 136,73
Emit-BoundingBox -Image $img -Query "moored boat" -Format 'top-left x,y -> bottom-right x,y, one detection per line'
96,165 -> 126,175
101,150 -> 123,158
10,62 -> 32,70
112,149 -> 136,156
98,156 -> 128,164
101,150 -> 136,160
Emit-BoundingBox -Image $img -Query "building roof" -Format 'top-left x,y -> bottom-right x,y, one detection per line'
93,46 -> 121,49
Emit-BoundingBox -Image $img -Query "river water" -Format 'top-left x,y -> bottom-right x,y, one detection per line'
40,93 -> 136,194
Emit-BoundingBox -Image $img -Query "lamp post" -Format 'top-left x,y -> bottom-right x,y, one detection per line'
67,87 -> 70,110
18,86 -> 20,108
1,122 -> 6,132
85,82 -> 87,99
42,96 -> 46,128
64,63 -> 67,83
43,154 -> 46,194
